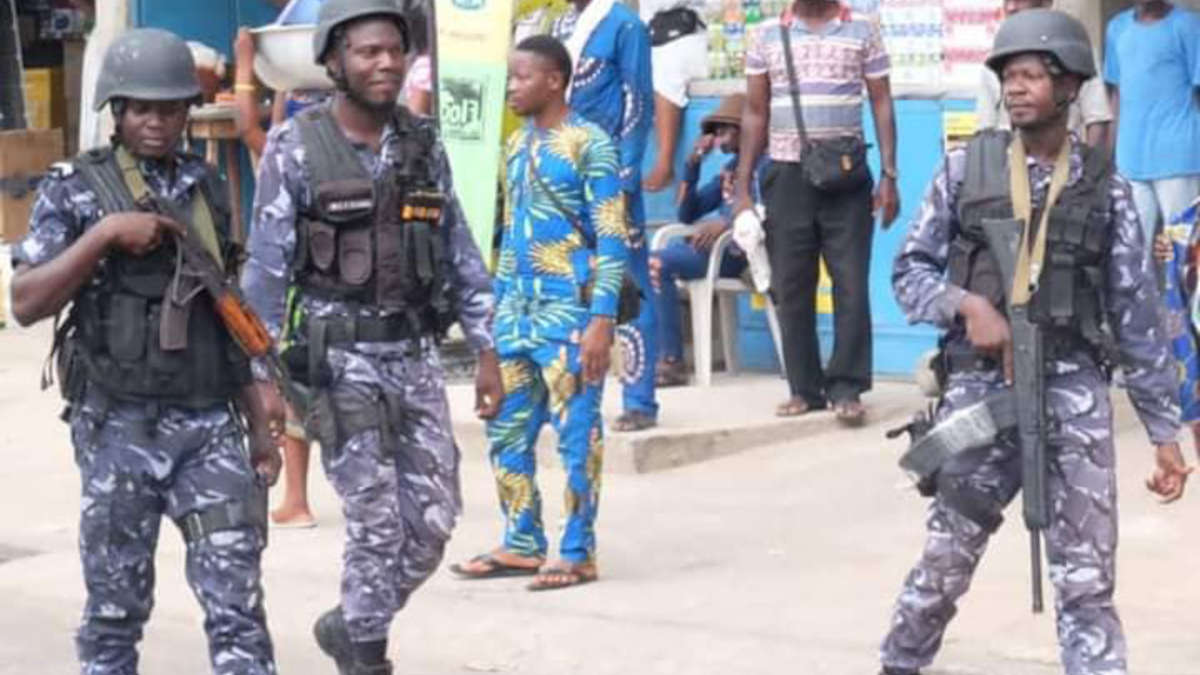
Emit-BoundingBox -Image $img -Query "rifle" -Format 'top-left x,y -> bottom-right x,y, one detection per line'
981,217 -> 1048,614
135,193 -> 304,416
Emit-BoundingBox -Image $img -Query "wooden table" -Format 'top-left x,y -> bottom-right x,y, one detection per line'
188,104 -> 245,243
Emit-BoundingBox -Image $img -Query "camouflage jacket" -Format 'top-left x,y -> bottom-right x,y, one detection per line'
893,136 -> 1180,444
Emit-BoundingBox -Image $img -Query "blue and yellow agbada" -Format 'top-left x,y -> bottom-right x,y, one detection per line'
488,114 -> 629,563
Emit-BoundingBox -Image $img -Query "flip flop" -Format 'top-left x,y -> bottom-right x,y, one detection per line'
612,411 -> 656,432
834,399 -> 867,427
526,561 -> 598,592
449,553 -> 543,580
271,516 -> 317,529
775,399 -> 812,417
655,362 -> 689,388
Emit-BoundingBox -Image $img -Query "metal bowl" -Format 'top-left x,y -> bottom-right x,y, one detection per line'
250,24 -> 333,92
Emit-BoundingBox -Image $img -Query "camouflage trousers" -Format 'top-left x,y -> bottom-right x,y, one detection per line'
320,341 -> 461,643
69,393 -> 275,675
880,368 -> 1126,675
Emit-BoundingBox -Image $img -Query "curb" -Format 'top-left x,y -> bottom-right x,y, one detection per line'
453,398 -> 916,475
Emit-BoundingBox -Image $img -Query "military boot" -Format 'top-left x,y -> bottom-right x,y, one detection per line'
313,607 -> 394,675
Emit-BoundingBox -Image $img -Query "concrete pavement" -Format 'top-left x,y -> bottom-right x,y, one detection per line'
1,320 -> 1199,674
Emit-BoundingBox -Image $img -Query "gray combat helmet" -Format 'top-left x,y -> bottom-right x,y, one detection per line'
313,0 -> 409,64
985,8 -> 1096,79
93,28 -> 201,111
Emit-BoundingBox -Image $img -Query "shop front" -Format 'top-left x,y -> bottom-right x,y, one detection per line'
642,0 -> 1190,377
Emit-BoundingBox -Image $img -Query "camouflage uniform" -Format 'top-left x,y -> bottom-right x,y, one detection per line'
241,106 -> 493,643
13,156 -> 276,675
880,137 -> 1180,675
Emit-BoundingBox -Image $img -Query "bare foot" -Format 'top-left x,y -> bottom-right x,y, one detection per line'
271,504 -> 316,527
527,560 -> 598,591
643,163 -> 675,192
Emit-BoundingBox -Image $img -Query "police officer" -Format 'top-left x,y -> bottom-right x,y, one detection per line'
878,10 -> 1190,675
9,28 -> 281,675
240,0 -> 502,672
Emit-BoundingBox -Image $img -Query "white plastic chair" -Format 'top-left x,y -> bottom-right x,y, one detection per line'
650,224 -> 786,387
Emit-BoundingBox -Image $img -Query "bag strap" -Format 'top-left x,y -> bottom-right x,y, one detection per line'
778,21 -> 809,148
525,131 -> 597,250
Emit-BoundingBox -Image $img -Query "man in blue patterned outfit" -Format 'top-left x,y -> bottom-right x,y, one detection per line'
239,0 -> 501,672
9,28 -> 281,675
878,10 -> 1191,675
552,0 -> 656,431
450,35 -> 628,591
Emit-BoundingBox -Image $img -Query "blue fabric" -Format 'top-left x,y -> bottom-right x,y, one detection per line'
1103,6 -> 1200,180
487,339 -> 605,562
554,3 -> 653,192
1163,200 -> 1200,423
494,116 -> 629,326
677,154 -> 768,224
553,2 -> 656,417
618,192 -> 659,417
654,241 -> 747,362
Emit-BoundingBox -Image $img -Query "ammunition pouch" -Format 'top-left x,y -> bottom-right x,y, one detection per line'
938,479 -> 1005,533
58,146 -> 248,408
293,105 -> 455,331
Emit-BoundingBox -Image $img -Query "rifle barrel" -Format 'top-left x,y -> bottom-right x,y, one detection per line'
1031,530 -> 1044,613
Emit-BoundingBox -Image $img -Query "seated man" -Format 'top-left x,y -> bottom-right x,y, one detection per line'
651,94 -> 764,386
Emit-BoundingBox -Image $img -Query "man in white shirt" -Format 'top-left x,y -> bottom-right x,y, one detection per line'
640,0 -> 709,191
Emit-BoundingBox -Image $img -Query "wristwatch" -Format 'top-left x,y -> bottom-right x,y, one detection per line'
881,166 -> 898,180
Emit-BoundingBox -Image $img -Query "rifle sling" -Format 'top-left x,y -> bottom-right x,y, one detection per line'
1008,136 -> 1070,306
113,146 -> 223,272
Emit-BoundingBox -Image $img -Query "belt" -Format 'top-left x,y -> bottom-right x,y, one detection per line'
302,315 -> 434,344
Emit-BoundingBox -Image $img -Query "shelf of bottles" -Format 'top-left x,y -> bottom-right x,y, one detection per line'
705,0 -> 789,80
695,0 -> 1004,99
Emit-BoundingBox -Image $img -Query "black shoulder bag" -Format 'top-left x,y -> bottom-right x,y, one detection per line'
649,7 -> 705,47
779,21 -> 872,193
526,136 -> 642,324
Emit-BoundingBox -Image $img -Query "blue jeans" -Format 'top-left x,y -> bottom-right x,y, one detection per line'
1130,175 -> 1200,260
652,239 -> 748,363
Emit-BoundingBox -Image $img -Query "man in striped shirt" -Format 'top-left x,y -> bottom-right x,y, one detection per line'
732,0 -> 899,425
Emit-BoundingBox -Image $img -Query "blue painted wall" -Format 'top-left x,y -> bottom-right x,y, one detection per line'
640,95 -> 970,377
134,0 -> 282,60
133,0 -> 284,224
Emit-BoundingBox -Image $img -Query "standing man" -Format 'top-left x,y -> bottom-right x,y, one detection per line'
879,10 -> 1188,675
640,0 -> 710,192
976,0 -> 1111,147
9,28 -> 280,674
240,0 -> 502,672
450,34 -> 628,591
1104,0 -> 1200,257
552,0 -> 657,432
733,0 -> 900,425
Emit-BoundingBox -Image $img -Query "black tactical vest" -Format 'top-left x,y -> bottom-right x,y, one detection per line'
947,130 -> 1115,360
64,147 -> 250,408
291,105 -> 453,335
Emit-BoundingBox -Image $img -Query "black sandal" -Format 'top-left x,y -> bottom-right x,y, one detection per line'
612,410 -> 657,432
449,553 -> 543,580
